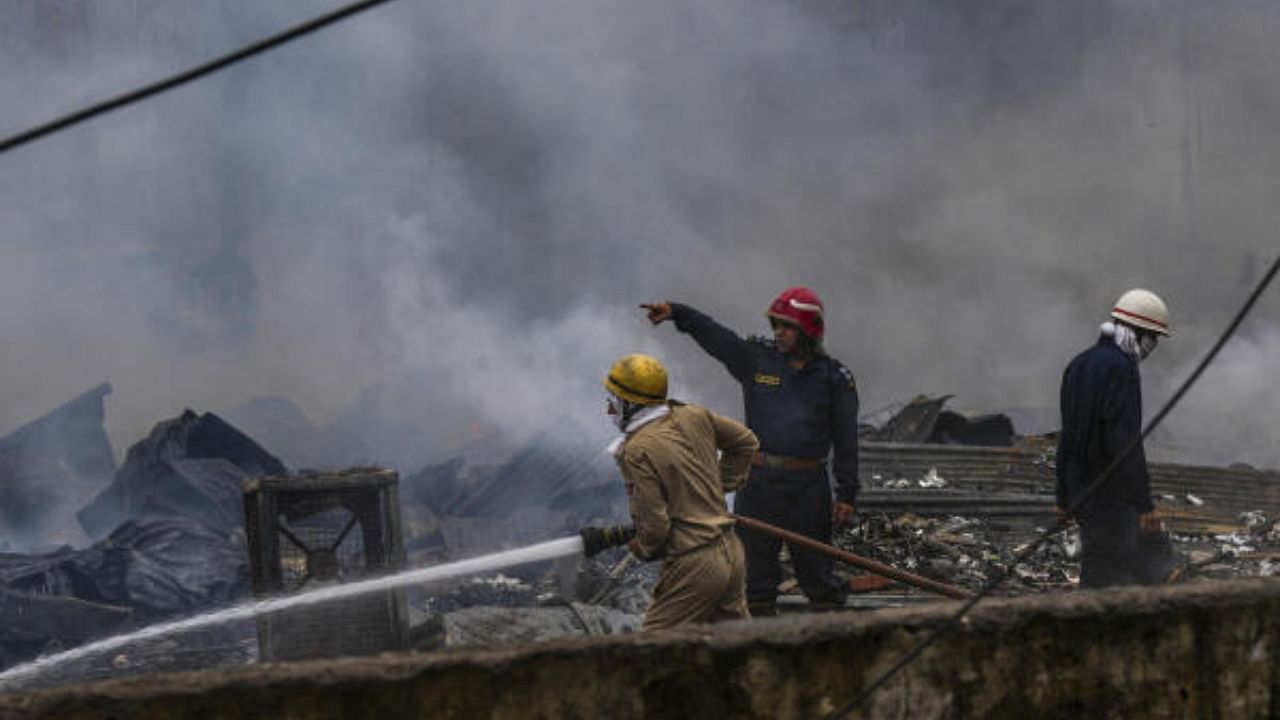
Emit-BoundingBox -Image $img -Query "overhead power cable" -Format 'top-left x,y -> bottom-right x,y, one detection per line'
825,253 -> 1280,720
0,0 -> 400,155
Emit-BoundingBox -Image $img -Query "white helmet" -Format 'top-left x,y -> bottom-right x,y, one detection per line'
1111,289 -> 1171,337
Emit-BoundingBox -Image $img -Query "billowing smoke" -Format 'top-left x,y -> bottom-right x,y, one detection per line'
1,0 -> 1278,487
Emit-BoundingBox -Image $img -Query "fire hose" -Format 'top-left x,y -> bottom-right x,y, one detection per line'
729,514 -> 972,599
580,517 -> 971,599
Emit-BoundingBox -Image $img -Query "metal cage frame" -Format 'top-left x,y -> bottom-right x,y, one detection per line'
242,468 -> 408,662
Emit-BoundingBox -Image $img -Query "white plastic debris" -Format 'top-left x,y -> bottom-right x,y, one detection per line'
1062,530 -> 1081,560
1239,510 -> 1268,529
1215,533 -> 1252,547
1186,494 -> 1205,507
472,573 -> 527,589
919,467 -> 948,489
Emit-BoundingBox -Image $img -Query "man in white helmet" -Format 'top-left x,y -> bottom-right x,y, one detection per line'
1056,289 -> 1172,588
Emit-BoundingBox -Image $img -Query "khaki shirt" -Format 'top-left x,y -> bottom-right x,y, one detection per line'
616,402 -> 758,560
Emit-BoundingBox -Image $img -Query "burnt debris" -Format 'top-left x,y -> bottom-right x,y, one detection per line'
0,384 -> 115,550
0,407 -> 279,685
78,410 -> 286,540
861,395 -> 1016,447
0,517 -> 250,679
5,388 -> 1280,693
401,434 -> 626,558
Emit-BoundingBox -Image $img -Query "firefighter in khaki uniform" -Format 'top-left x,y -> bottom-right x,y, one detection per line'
599,354 -> 759,630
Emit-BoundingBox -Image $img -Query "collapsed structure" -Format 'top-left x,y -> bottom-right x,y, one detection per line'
1,389 -> 1279,696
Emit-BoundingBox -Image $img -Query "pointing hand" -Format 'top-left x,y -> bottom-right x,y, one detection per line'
640,302 -> 673,325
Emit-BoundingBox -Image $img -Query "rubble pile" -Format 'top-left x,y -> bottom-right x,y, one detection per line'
0,516 -> 255,692
78,409 -> 286,539
7,387 -> 1280,693
835,511 -> 1077,593
0,395 -> 275,683
1169,509 -> 1280,582
404,559 -> 648,651
835,475 -> 1280,598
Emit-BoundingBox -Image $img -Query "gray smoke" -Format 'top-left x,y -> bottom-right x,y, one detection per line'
1,0 -> 1278,484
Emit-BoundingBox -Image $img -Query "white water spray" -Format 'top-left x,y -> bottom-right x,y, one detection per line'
0,535 -> 586,691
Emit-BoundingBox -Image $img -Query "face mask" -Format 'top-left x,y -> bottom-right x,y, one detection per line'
1139,333 -> 1158,359
606,393 -> 630,430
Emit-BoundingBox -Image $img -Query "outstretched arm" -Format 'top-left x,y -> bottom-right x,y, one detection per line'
641,301 -> 755,383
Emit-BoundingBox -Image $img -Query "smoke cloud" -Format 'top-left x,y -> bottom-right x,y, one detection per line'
1,0 -> 1278,484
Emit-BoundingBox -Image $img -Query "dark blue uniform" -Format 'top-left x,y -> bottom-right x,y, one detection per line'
672,303 -> 859,610
1056,337 -> 1167,588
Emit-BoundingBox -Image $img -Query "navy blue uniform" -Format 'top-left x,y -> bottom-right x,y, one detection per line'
1056,337 -> 1167,588
672,303 -> 859,609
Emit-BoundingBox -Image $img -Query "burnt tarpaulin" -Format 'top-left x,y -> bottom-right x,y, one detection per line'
132,459 -> 249,537
864,395 -> 952,443
78,410 -> 286,539
0,517 -> 249,674
930,411 -> 1016,447
0,589 -> 132,669
865,395 -> 1016,447
0,383 -> 116,550
1,518 -> 249,622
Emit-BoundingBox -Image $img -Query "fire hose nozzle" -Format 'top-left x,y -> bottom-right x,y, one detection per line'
580,525 -> 636,557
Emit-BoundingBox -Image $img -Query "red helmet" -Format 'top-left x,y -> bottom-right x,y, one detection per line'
766,286 -> 825,341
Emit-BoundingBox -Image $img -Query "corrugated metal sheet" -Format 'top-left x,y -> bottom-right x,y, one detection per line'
860,442 -> 1280,522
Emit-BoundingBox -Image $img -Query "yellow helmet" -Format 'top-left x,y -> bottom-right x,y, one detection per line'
603,354 -> 668,406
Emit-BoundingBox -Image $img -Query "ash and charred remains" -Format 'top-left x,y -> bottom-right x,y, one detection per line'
2,389 -> 1280,698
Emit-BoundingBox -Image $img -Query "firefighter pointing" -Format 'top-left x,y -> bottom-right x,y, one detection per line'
643,287 -> 860,615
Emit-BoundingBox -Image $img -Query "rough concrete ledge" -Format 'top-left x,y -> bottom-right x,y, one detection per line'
3,578 -> 1280,719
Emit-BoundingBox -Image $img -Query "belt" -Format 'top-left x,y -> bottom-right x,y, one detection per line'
666,522 -> 736,558
752,451 -> 824,471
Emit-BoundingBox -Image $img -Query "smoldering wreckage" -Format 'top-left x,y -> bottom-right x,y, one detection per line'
1,385 -> 1279,692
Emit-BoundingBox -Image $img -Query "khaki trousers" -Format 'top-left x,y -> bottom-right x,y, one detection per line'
643,531 -> 748,631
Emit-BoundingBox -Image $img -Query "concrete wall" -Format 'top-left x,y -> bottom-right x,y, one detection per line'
3,579 -> 1280,719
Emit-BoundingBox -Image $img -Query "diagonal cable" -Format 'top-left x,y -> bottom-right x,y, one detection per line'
825,254 -> 1280,720
0,0 -> 400,154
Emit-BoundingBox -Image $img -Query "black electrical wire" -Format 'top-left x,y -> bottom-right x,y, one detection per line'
825,253 -> 1280,720
0,0 -> 401,155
